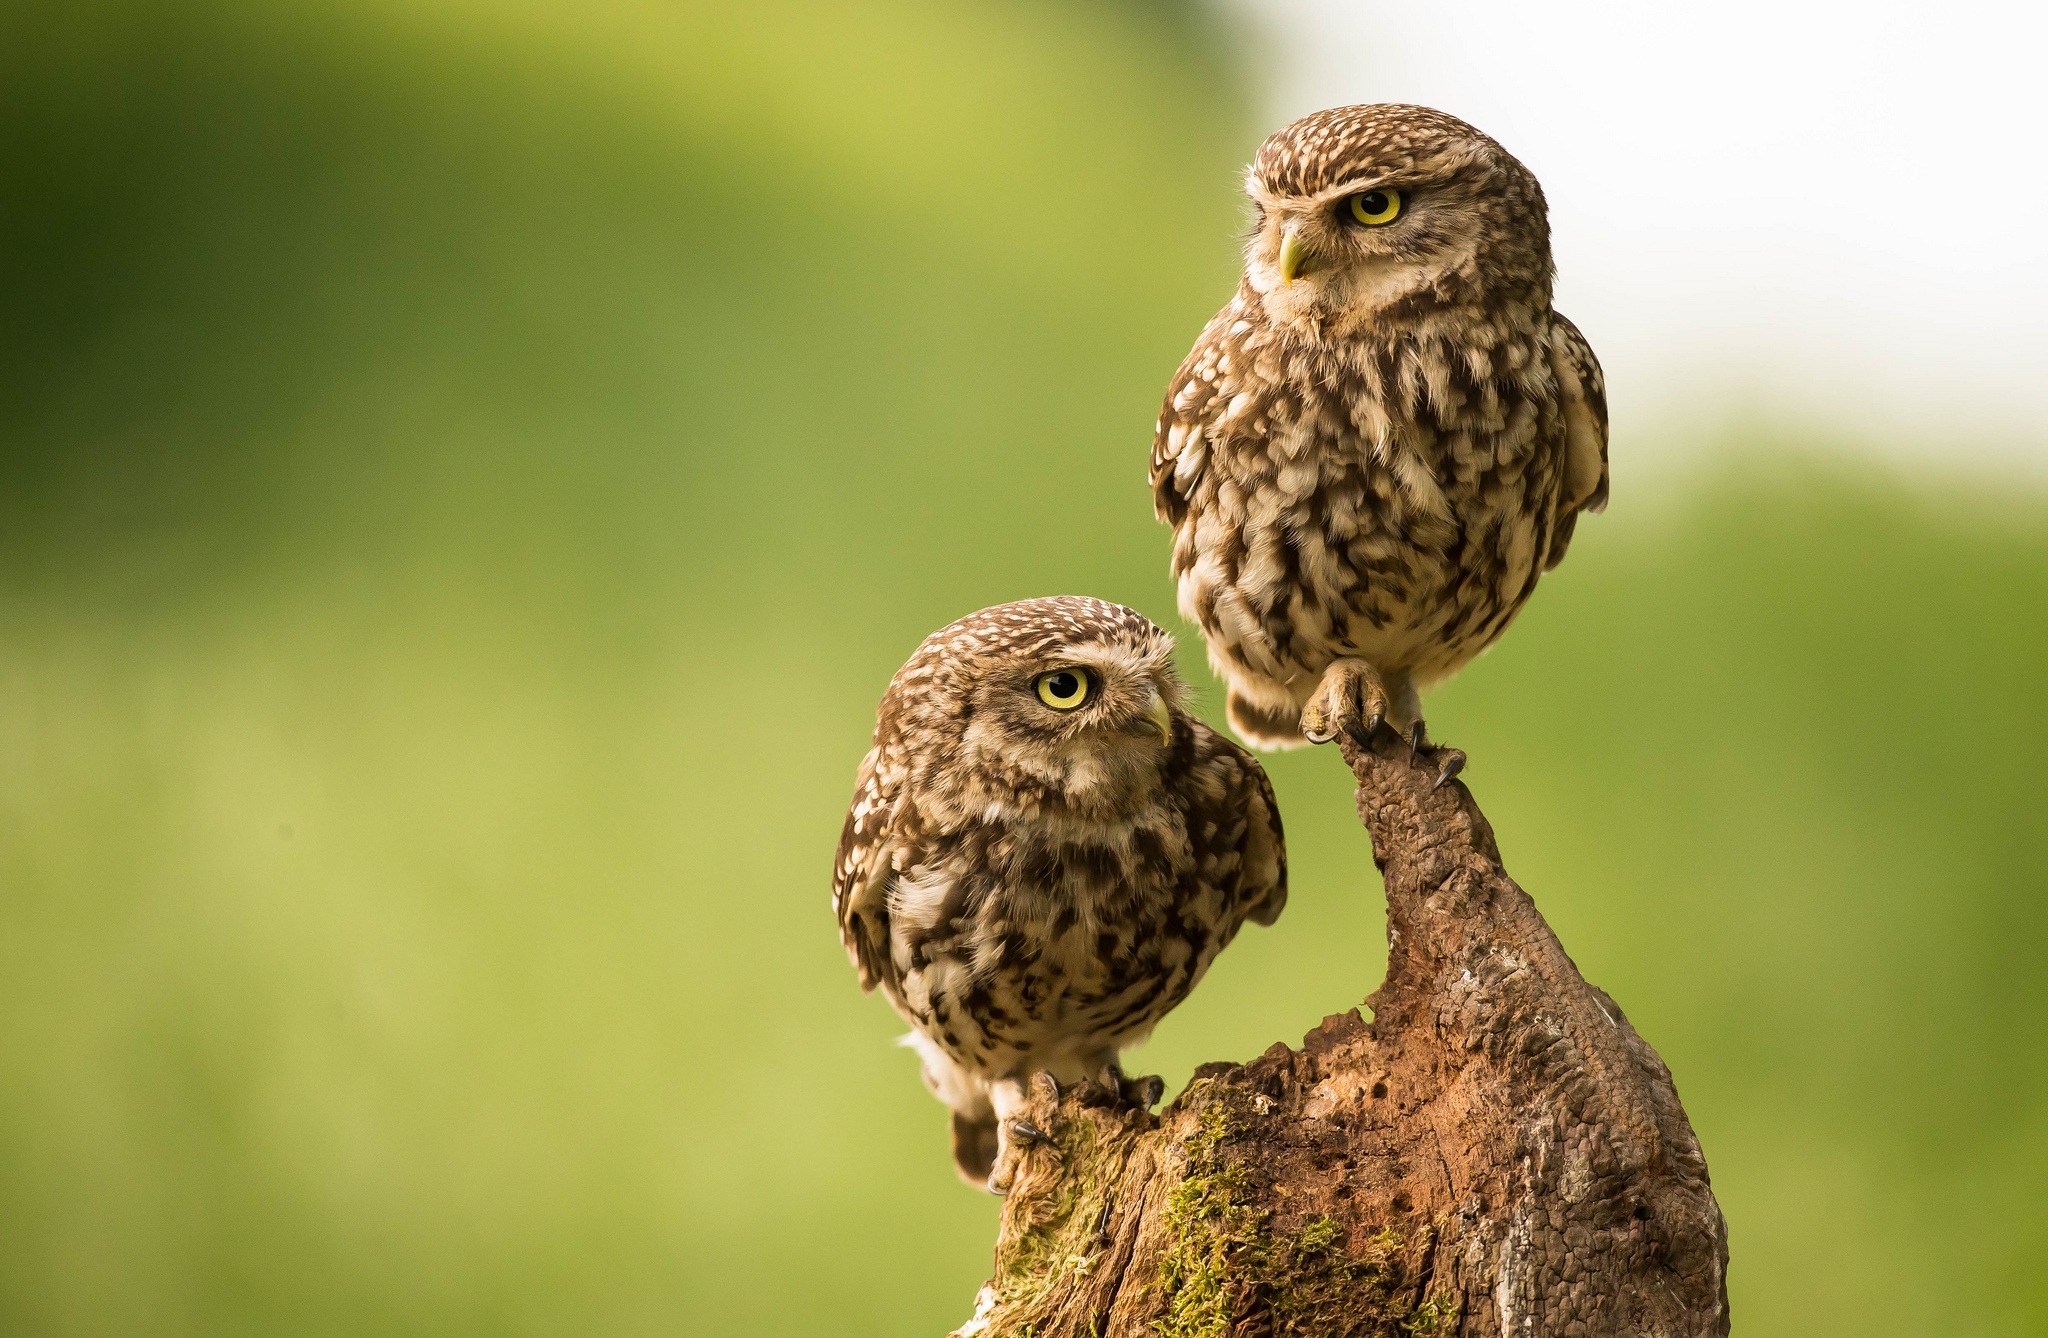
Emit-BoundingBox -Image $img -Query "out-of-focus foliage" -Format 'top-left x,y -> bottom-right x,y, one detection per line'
0,3 -> 2042,1336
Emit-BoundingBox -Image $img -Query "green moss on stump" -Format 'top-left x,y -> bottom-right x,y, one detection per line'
967,1083 -> 1450,1338
1402,1289 -> 1465,1335
1155,1085 -> 1425,1338
973,1106 -> 1136,1337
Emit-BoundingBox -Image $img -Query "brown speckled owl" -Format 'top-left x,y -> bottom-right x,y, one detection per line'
832,598 -> 1286,1190
1153,105 -> 1609,775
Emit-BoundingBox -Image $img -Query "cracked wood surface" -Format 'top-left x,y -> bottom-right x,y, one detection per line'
951,730 -> 1730,1338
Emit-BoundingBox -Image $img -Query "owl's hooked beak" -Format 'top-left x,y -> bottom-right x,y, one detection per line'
1278,226 -> 1310,285
1119,688 -> 1173,743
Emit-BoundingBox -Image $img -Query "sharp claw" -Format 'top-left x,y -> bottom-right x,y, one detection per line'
1031,1071 -> 1061,1101
1432,751 -> 1466,790
1304,722 -> 1337,745
1135,1075 -> 1165,1109
1408,719 -> 1427,763
1345,712 -> 1383,753
1008,1119 -> 1048,1146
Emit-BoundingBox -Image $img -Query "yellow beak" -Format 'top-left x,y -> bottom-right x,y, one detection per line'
1121,689 -> 1174,743
1279,226 -> 1309,285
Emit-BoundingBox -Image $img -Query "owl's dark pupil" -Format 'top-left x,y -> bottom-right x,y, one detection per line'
1050,673 -> 1079,696
1359,192 -> 1387,214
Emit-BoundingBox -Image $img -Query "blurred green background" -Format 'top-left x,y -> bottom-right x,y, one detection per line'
2,2 -> 2043,1334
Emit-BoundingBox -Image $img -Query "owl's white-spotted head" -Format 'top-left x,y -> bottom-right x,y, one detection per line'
884,597 -> 1190,825
1241,104 -> 1552,341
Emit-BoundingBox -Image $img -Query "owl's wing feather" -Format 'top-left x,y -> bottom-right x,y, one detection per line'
831,744 -> 900,994
1184,717 -> 1289,929
1552,313 -> 1609,514
1237,746 -> 1288,927
1151,308 -> 1235,526
1543,312 -> 1609,571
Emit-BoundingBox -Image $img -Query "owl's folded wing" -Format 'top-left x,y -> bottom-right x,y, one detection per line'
1542,312 -> 1610,571
831,745 -> 900,994
1237,751 -> 1289,928
1184,719 -> 1290,929
1150,312 -> 1234,527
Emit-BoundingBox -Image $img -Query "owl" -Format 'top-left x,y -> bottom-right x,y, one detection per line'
1152,105 -> 1609,776
832,597 -> 1286,1189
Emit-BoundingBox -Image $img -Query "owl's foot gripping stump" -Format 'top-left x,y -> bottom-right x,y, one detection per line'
950,732 -> 1729,1338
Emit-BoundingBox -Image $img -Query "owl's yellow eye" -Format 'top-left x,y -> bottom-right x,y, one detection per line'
1035,670 -> 1090,711
1347,188 -> 1402,226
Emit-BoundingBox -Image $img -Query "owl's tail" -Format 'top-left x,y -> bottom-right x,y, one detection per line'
899,1030 -> 1001,1186
950,1111 -> 1000,1185
1226,688 -> 1311,750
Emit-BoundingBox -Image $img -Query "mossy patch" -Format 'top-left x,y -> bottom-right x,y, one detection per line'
1154,1099 -> 1262,1338
962,1084 -> 1458,1338
968,1107 -> 1137,1337
1154,1085 -> 1429,1338
1402,1288 -> 1464,1335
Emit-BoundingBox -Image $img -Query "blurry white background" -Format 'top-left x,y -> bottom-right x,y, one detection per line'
1224,0 -> 2048,480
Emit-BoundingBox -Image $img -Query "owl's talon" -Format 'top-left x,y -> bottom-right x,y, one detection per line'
1007,1118 -> 1049,1147
1407,718 -> 1428,764
1031,1071 -> 1062,1102
986,1116 -> 1051,1196
1091,1063 -> 1165,1111
1431,749 -> 1467,790
1304,658 -> 1394,756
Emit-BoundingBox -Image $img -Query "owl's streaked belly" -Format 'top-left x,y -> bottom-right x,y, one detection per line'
879,815 -> 1239,1083
1173,393 -> 1567,705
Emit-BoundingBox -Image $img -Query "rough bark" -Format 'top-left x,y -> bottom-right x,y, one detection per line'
951,731 -> 1730,1338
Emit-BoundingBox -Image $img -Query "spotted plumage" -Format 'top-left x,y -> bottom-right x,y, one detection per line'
832,598 -> 1286,1188
1153,105 -> 1608,757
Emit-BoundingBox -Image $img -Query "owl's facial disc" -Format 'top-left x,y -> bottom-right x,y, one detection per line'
1276,189 -> 1402,286
960,643 -> 1183,815
1250,183 -> 1436,327
1246,163 -> 1524,341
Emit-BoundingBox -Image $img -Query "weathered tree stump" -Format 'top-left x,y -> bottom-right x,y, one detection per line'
952,730 -> 1729,1337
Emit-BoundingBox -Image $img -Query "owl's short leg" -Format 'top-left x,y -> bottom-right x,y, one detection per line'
984,1076 -> 1044,1196
1299,657 -> 1394,748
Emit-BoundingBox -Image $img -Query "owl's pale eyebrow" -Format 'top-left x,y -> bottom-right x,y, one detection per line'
1313,177 -> 1402,206
1246,177 -> 1400,211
